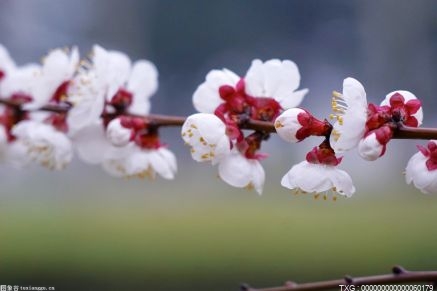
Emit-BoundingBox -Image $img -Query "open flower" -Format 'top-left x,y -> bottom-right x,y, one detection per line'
244,59 -> 308,110
330,77 -> 368,153
218,150 -> 265,195
103,143 -> 177,180
187,59 -> 307,195
193,69 -> 240,113
281,161 -> 355,199
24,47 -> 79,110
68,45 -> 158,133
12,120 -> 73,170
405,140 -> 437,194
181,113 -> 231,164
281,142 -> 356,199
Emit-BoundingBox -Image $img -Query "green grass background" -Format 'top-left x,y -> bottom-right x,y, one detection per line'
0,177 -> 436,291
0,148 -> 435,291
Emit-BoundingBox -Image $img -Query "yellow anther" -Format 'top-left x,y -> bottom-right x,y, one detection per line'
274,121 -> 284,128
332,90 -> 342,98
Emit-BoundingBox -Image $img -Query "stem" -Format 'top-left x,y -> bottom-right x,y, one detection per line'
241,266 -> 437,291
1,98 -> 437,139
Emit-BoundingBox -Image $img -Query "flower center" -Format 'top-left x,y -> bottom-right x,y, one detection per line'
330,91 -> 347,126
0,70 -> 5,81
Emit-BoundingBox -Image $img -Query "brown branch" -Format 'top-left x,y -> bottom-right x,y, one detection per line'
242,266 -> 437,291
1,98 -> 437,139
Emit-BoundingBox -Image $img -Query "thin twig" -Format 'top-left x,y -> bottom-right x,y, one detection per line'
1,98 -> 437,139
242,266 -> 437,291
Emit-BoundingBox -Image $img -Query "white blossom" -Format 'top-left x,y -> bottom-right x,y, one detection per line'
330,77 -> 368,153
103,144 -> 177,180
192,69 -> 239,113
281,161 -> 355,198
181,113 -> 231,164
12,120 -> 73,170
244,59 -> 308,109
218,150 -> 265,195
24,47 -> 79,110
405,141 -> 437,194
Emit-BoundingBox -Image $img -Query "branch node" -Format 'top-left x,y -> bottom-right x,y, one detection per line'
392,265 -> 407,275
344,275 -> 354,284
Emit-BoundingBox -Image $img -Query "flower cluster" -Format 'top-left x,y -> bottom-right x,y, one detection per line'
1,43 -> 436,197
182,59 -> 308,194
0,44 -> 176,179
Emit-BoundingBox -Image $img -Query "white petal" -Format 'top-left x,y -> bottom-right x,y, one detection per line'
405,146 -> 437,194
12,120 -> 73,170
25,48 -> 79,110
181,113 -> 231,163
106,118 -> 132,147
330,77 -> 368,153
127,60 -> 158,115
0,44 -> 16,73
274,108 -> 307,143
218,151 -> 265,194
193,69 -> 239,113
245,59 -> 306,108
92,45 -> 131,100
72,121 -> 111,164
67,72 -> 106,134
358,133 -> 384,161
342,77 -> 367,106
148,148 -> 177,180
0,64 -> 41,97
103,145 -> 177,180
6,141 -> 30,168
281,161 -> 355,197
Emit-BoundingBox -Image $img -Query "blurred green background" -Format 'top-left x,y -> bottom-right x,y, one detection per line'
0,0 -> 436,290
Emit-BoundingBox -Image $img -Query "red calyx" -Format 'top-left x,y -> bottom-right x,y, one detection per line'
365,103 -> 392,132
306,140 -> 342,166
45,113 -> 69,133
295,110 -> 332,141
237,131 -> 268,160
118,115 -> 161,150
388,93 -> 421,127
247,96 -> 282,122
51,81 -> 70,103
110,88 -> 133,111
0,70 -> 5,80
417,141 -> 437,171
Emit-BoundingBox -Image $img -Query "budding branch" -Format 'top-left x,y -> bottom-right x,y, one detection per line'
241,266 -> 437,291
1,98 -> 437,140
